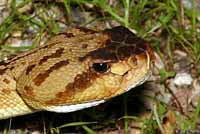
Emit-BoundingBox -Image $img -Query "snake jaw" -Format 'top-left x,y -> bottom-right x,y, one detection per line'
121,52 -> 152,92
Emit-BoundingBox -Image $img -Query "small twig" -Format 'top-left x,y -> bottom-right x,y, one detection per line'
164,82 -> 184,114
179,0 -> 185,28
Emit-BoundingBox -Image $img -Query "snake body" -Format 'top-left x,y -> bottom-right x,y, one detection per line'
0,26 -> 153,119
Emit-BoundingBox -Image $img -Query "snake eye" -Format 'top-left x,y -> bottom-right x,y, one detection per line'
92,63 -> 109,73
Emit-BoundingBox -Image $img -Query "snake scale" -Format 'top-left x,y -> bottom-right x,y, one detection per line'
0,26 -> 154,119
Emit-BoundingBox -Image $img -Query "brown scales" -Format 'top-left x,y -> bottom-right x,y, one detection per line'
33,59 -> 69,86
26,64 -> 36,75
3,78 -> 10,84
24,86 -> 34,96
0,38 -> 67,67
57,32 -> 75,38
46,68 -> 100,105
81,26 -> 150,62
2,88 -> 11,95
38,48 -> 65,65
0,68 -> 6,75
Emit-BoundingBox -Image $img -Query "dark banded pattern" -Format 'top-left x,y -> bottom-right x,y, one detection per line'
38,48 -> 65,65
33,60 -> 69,86
26,64 -> 36,75
45,69 -> 99,105
79,26 -> 150,63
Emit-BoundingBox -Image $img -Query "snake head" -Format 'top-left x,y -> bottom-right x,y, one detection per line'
18,26 -> 154,112
45,26 -> 154,112
87,26 -> 154,92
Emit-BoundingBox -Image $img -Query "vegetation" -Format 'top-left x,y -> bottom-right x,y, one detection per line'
0,0 -> 199,133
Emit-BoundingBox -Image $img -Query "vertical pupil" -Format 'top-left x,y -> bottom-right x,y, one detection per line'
92,63 -> 108,73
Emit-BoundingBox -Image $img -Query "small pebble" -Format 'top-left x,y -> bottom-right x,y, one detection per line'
174,72 -> 193,86
183,0 -> 200,11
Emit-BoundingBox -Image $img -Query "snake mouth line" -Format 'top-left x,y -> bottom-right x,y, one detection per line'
46,100 -> 105,113
125,71 -> 151,92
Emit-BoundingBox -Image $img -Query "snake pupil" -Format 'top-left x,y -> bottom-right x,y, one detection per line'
92,63 -> 108,73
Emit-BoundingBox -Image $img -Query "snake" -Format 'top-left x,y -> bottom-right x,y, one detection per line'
0,26 -> 154,119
